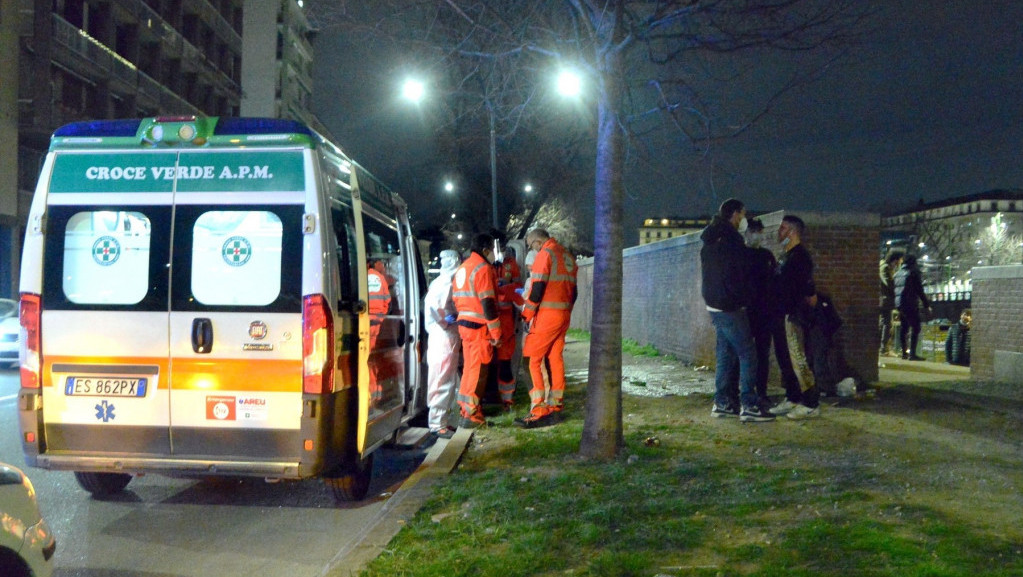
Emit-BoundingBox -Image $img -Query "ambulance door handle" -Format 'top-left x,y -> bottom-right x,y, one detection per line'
192,318 -> 214,354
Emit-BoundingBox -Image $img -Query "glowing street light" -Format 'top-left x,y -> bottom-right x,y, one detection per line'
401,78 -> 425,104
556,69 -> 583,98
444,181 -> 455,193
524,183 -> 533,194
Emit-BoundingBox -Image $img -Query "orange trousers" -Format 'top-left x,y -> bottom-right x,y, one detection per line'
522,310 -> 571,417
456,325 -> 493,422
368,323 -> 382,403
496,309 -> 518,404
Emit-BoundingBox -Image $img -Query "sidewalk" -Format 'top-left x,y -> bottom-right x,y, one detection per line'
323,427 -> 475,576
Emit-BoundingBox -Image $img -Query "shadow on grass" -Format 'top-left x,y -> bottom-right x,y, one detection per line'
839,382 -> 1023,447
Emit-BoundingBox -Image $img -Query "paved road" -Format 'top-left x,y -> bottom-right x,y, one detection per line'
0,369 -> 431,577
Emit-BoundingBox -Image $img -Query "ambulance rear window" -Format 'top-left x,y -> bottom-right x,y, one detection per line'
191,211 -> 284,306
62,211 -> 152,305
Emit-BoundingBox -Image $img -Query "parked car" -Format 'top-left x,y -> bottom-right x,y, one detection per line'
0,298 -> 18,369
0,462 -> 56,577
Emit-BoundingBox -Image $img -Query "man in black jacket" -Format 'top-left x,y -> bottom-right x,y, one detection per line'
770,214 -> 821,420
745,218 -> 800,407
700,199 -> 774,422
894,254 -> 931,360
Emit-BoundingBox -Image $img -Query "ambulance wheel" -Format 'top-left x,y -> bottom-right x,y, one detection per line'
0,549 -> 32,577
74,471 -> 132,496
325,453 -> 374,503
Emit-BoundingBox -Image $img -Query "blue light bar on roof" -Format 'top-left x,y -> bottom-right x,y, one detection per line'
213,118 -> 313,137
53,119 -> 143,138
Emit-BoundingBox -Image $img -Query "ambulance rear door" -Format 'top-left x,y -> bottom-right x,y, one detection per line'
38,150 -> 175,459
165,148 -> 308,468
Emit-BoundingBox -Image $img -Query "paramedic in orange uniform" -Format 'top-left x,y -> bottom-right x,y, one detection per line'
367,259 -> 390,402
516,228 -> 577,429
452,234 -> 503,428
495,247 -> 523,410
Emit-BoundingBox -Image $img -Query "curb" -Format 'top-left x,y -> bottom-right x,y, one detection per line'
878,357 -> 970,377
321,428 -> 474,576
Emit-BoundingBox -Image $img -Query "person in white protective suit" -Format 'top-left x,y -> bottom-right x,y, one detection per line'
425,250 -> 462,438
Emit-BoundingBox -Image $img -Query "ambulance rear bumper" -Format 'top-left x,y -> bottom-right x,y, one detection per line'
31,454 -> 307,479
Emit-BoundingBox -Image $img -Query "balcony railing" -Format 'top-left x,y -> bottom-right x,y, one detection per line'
182,0 -> 241,51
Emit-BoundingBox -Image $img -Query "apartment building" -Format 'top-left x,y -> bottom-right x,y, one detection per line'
1,0 -> 319,297
637,216 -> 711,246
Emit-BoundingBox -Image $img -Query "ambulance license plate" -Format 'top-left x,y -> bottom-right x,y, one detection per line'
65,376 -> 148,397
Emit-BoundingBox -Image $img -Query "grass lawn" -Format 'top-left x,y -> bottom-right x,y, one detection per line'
357,348 -> 1023,576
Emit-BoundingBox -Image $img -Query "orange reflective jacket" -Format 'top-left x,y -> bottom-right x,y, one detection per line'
452,251 -> 502,341
367,267 -> 390,321
498,259 -> 521,285
523,238 -> 577,320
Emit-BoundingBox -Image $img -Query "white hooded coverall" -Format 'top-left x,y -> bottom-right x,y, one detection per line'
425,250 -> 462,431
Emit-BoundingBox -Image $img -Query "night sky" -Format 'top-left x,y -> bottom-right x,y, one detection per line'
311,0 -> 1023,243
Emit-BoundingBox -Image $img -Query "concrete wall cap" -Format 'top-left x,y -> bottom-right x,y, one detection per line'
972,264 -> 1023,281
783,211 -> 881,228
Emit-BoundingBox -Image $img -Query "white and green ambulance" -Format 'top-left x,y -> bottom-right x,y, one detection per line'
17,117 -> 428,502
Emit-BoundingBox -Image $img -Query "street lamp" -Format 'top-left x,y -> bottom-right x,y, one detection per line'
556,69 -> 583,98
402,78 -> 425,104
524,183 -> 533,194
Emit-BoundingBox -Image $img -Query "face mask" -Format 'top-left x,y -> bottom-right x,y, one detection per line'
746,233 -> 761,248
737,217 -> 748,234
780,236 -> 791,247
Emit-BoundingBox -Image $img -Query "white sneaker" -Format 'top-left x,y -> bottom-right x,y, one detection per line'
770,399 -> 798,415
786,404 -> 820,420
836,377 -> 857,397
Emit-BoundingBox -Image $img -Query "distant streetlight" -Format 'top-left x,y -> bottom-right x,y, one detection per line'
524,183 -> 533,194
451,213 -> 456,219
444,181 -> 455,193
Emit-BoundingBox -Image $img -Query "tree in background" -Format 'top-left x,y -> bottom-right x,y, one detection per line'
313,0 -> 872,459
969,213 -> 1023,268
907,212 -> 1023,288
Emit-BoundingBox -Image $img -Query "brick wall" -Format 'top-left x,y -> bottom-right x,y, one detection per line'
970,265 -> 1023,381
572,210 -> 881,384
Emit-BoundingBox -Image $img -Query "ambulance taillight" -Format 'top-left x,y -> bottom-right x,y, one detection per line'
19,294 -> 41,389
303,294 -> 334,394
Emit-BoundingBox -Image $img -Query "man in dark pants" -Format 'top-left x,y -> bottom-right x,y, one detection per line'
745,218 -> 800,406
700,199 -> 774,423
894,254 -> 931,360
770,214 -> 821,420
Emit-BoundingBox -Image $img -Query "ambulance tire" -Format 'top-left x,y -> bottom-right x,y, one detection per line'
324,453 -> 374,503
0,549 -> 32,577
74,471 -> 133,496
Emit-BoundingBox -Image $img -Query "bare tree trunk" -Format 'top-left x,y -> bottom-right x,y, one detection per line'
580,6 -> 626,460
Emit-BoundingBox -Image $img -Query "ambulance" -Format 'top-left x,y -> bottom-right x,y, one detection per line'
17,117 -> 428,502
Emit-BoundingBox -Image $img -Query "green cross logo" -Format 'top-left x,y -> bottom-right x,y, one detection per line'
92,236 -> 121,266
222,236 -> 252,267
